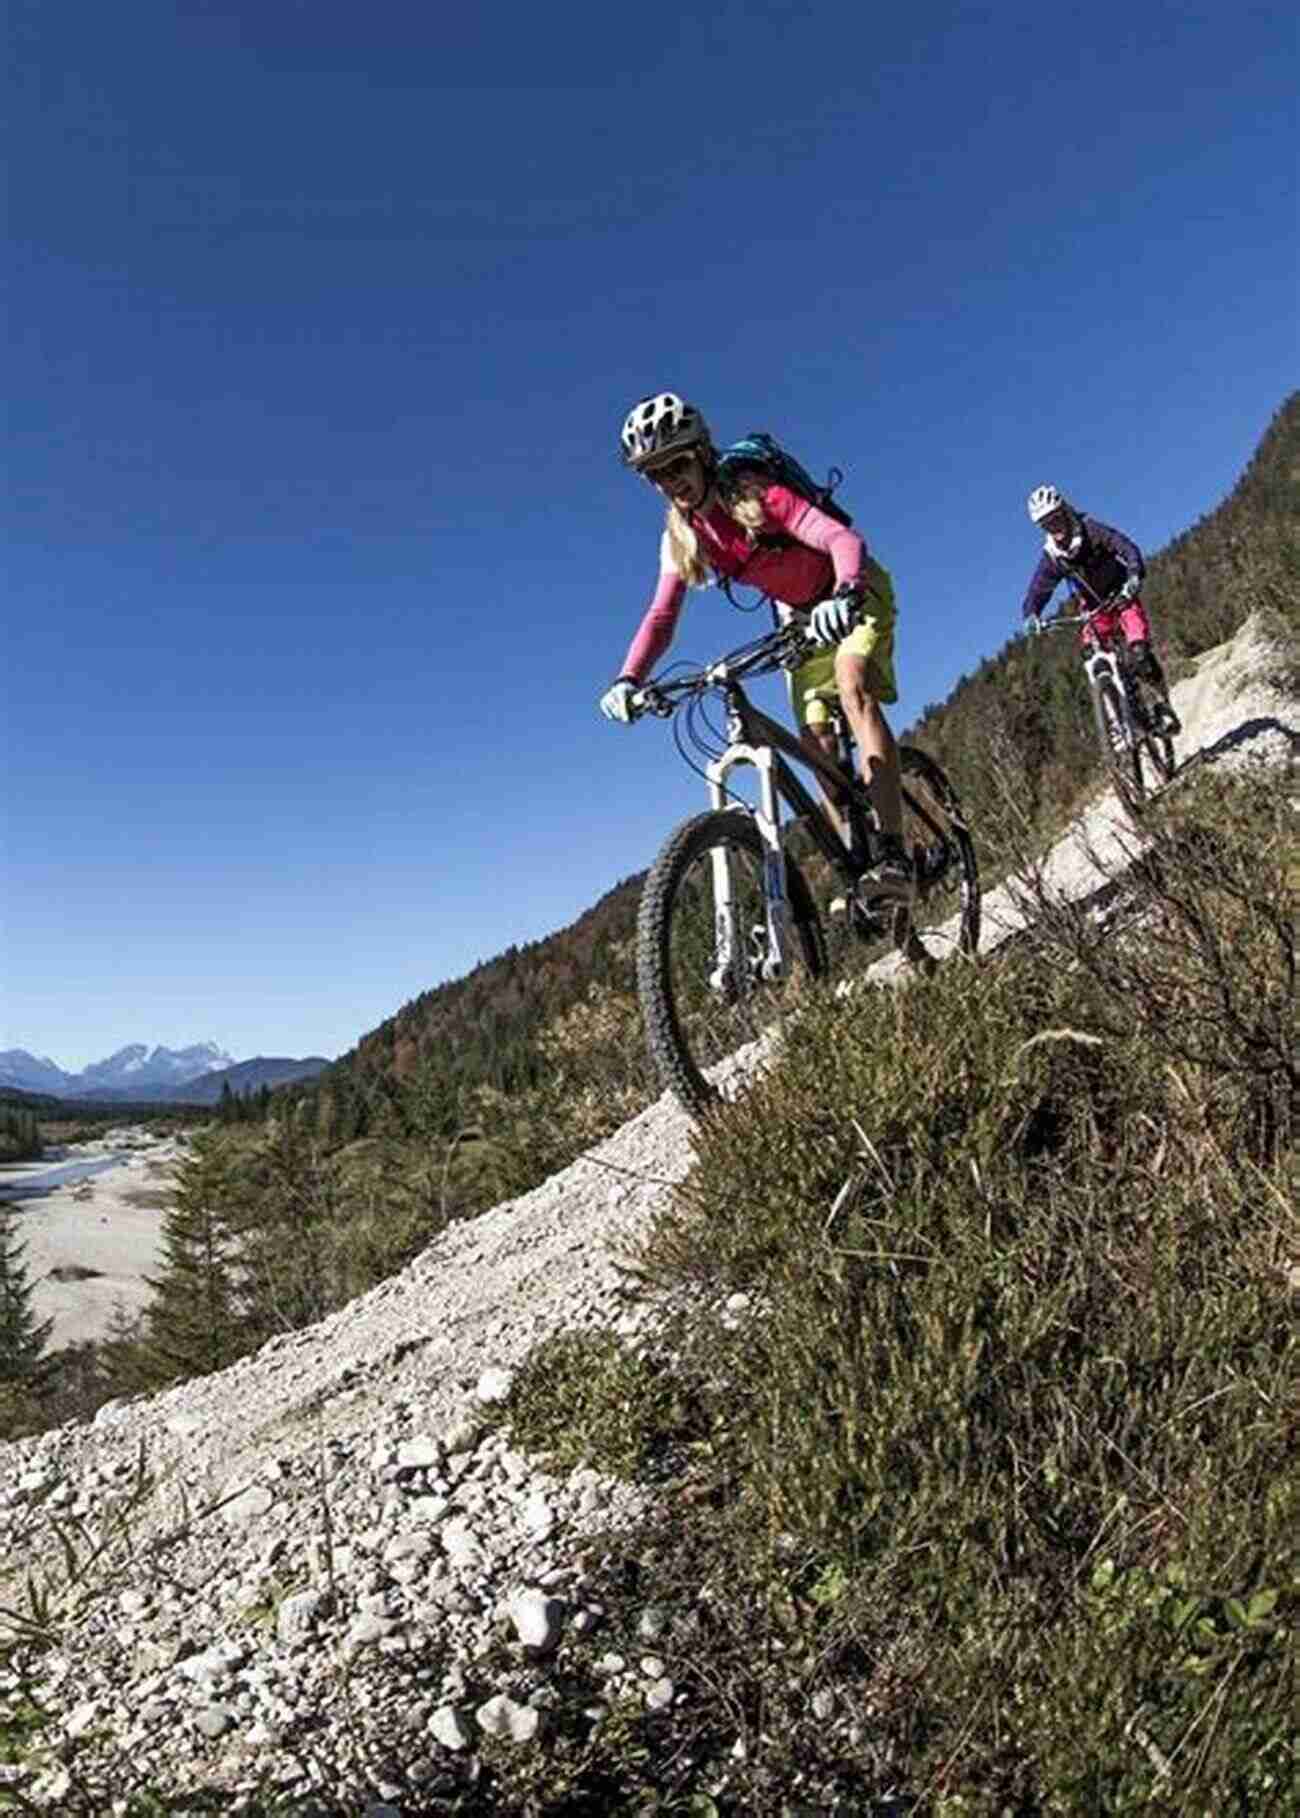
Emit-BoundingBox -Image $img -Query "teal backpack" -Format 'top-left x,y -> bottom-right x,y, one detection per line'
713,432 -> 853,609
715,431 -> 852,540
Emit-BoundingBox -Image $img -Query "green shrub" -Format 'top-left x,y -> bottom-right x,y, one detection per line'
504,769 -> 1299,1813
495,1328 -> 710,1481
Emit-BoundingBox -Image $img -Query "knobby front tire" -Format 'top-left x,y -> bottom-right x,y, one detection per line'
1095,678 -> 1145,813
636,809 -> 826,1116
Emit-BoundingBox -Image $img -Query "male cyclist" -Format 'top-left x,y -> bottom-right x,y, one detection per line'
599,391 -> 912,901
1021,484 -> 1180,734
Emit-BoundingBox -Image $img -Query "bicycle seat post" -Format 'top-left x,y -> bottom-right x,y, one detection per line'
829,706 -> 874,873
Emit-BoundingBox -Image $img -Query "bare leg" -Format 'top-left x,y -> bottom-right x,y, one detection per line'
834,649 -> 902,838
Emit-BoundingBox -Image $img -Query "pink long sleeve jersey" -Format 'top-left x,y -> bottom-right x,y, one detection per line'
619,484 -> 867,683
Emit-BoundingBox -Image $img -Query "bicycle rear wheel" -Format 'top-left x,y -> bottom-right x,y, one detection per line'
637,809 -> 826,1114
1141,729 -> 1177,789
900,746 -> 981,961
1135,701 -> 1177,793
815,747 -> 980,981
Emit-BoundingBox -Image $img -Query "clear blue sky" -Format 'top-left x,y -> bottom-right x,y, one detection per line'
4,0 -> 1296,1069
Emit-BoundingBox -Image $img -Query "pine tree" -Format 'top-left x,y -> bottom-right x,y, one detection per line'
0,1203 -> 54,1383
141,1135 -> 249,1382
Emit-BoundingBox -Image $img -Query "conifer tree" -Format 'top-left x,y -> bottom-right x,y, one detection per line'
230,1112 -> 339,1339
0,1203 -> 54,1383
141,1135 -> 248,1382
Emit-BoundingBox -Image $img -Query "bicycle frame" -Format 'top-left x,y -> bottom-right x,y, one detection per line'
686,651 -> 952,991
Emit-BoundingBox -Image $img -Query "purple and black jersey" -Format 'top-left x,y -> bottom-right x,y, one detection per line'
1021,515 -> 1145,620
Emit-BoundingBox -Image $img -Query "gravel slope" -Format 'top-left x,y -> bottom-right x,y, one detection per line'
0,614 -> 1293,1812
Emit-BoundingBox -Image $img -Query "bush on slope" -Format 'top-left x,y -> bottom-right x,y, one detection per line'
501,769 -> 1297,1815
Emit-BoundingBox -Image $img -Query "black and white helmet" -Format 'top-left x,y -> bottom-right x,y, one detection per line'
1028,482 -> 1083,556
620,392 -> 710,471
1027,483 -> 1065,524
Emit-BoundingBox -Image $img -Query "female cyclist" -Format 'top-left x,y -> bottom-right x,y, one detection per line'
599,391 -> 912,901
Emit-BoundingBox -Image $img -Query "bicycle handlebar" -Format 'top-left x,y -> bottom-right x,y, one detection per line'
1040,595 -> 1126,633
632,620 -> 818,719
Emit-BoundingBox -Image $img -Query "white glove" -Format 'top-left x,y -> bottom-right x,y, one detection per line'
599,678 -> 639,723
1026,612 -> 1042,636
807,593 -> 856,647
1117,575 -> 1141,603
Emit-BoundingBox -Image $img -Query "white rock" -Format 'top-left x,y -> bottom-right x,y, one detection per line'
276,1589 -> 330,1645
637,1605 -> 669,1641
523,1491 -> 555,1534
63,1700 -> 100,1738
384,1532 -> 432,1566
476,1693 -> 540,1743
194,1703 -> 234,1739
475,1366 -> 515,1403
396,1436 -> 441,1470
509,1591 -> 564,1654
221,1482 -> 274,1527
442,1409 -> 482,1452
429,1705 -> 472,1750
439,1518 -> 481,1564
645,1676 -> 674,1711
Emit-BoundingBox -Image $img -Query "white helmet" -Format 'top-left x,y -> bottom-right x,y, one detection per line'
620,392 -> 711,471
1028,482 -> 1083,555
1027,483 -> 1065,524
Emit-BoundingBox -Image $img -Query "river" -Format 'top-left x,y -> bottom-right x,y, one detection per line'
0,1155 -> 135,1201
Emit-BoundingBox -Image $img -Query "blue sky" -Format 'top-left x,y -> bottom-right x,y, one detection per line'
4,0 -> 1296,1070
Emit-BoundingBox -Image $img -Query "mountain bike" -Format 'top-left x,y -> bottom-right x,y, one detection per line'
1045,593 -> 1178,813
630,623 -> 980,1113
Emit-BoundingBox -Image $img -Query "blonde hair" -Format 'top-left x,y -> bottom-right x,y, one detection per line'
664,463 -> 767,588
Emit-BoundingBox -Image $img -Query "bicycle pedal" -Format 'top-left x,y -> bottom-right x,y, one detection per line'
850,894 -> 893,936
913,840 -> 950,887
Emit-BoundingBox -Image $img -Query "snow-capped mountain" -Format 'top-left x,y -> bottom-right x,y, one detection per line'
0,1042 -> 236,1099
77,1042 -> 235,1093
0,1051 -> 74,1095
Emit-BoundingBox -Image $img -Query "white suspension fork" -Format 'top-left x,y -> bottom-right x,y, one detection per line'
1084,649 -> 1133,751
704,741 -> 792,989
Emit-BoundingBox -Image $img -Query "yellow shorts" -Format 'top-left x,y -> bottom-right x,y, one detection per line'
788,564 -> 899,727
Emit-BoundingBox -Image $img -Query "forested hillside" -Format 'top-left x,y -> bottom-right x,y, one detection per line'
909,391 -> 1299,866
322,390 -> 1300,1110
6,393 -> 1295,1440
332,867 -> 645,1106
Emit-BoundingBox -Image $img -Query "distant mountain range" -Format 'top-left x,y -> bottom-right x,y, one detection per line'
0,1044 -> 330,1104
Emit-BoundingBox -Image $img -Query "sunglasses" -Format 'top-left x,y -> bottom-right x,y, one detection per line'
645,452 -> 699,486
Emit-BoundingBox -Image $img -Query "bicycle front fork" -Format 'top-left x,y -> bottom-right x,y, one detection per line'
706,742 -> 793,988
